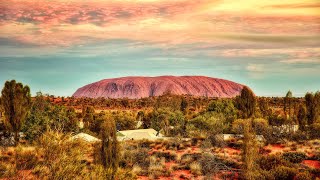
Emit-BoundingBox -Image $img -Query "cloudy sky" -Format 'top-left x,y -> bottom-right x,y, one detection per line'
0,0 -> 319,96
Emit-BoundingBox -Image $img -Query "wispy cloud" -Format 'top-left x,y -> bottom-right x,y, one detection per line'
247,64 -> 264,72
280,58 -> 320,64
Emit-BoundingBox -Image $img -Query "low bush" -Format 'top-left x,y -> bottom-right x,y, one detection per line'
151,151 -> 177,162
148,156 -> 169,178
272,166 -> 297,180
282,152 -> 307,163
295,171 -> 313,180
0,162 -> 16,178
199,153 -> 224,176
120,147 -> 150,168
16,147 -> 38,170
115,168 -> 137,180
189,162 -> 202,176
258,155 -> 291,171
136,139 -> 153,148
34,130 -> 89,179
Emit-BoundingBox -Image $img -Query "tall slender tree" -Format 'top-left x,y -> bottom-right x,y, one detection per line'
305,93 -> 316,125
236,86 -> 256,118
100,119 -> 119,179
314,92 -> 320,122
1,80 -> 31,145
297,104 -> 307,130
284,90 -> 293,120
242,120 -> 259,180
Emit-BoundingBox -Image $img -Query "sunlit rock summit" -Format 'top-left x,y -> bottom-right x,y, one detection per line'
72,76 -> 245,99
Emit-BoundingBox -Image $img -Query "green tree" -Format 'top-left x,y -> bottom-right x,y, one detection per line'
23,92 -> 80,141
180,97 -> 188,113
187,112 -> 227,138
305,92 -> 320,125
100,119 -> 119,179
23,92 -> 51,141
258,97 -> 271,118
1,80 -> 31,145
235,86 -> 256,118
297,104 -> 307,130
83,106 -> 95,128
314,92 -> 320,122
284,90 -> 293,120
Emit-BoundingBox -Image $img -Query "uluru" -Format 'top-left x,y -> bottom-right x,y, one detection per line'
72,76 -> 245,99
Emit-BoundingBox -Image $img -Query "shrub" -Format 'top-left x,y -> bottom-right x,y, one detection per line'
137,139 -> 153,148
16,146 -> 38,170
148,156 -> 168,178
295,171 -> 313,180
132,165 -> 142,175
282,152 -> 307,163
151,151 -> 177,162
116,168 -> 137,180
0,162 -> 16,178
190,162 -> 202,176
258,169 -> 275,180
258,155 -> 290,171
199,153 -> 221,176
119,147 -> 150,168
34,130 -> 89,179
290,131 -> 308,142
272,166 -> 297,180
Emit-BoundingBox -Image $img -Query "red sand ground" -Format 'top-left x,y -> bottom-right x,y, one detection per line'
264,144 -> 285,154
224,147 -> 241,155
302,160 -> 320,169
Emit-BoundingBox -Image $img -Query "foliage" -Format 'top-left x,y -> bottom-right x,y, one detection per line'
305,92 -> 320,125
0,162 -> 16,178
258,97 -> 272,118
242,120 -> 260,180
258,155 -> 291,171
281,152 -> 307,163
187,112 -> 227,138
1,80 -> 31,145
16,146 -> 38,170
297,104 -> 307,130
99,119 -> 119,179
23,92 -> 79,141
190,161 -> 202,176
252,118 -> 269,135
272,166 -> 297,180
235,86 -> 256,118
82,106 -> 95,127
148,156 -> 168,178
308,123 -> 320,138
149,108 -> 186,136
207,99 -> 238,120
113,111 -> 137,131
34,130 -> 88,179
284,90 -> 293,120
295,171 -> 313,180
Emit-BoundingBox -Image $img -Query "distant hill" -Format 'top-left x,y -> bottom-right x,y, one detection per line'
72,76 -> 245,99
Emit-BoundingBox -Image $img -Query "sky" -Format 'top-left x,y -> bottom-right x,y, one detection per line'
0,0 -> 319,97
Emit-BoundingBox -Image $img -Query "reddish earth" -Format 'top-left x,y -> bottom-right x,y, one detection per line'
264,144 -> 285,154
302,160 -> 320,169
170,170 -> 193,179
73,76 -> 245,99
225,147 -> 241,155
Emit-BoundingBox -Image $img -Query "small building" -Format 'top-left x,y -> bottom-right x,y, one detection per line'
117,128 -> 164,141
70,133 -> 101,143
221,134 -> 265,142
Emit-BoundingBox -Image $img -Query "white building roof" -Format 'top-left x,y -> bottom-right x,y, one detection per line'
71,133 -> 101,143
117,128 -> 163,141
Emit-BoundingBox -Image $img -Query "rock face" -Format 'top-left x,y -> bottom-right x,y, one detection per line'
72,76 -> 245,99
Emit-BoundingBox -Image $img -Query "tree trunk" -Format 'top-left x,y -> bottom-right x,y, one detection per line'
14,131 -> 19,146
